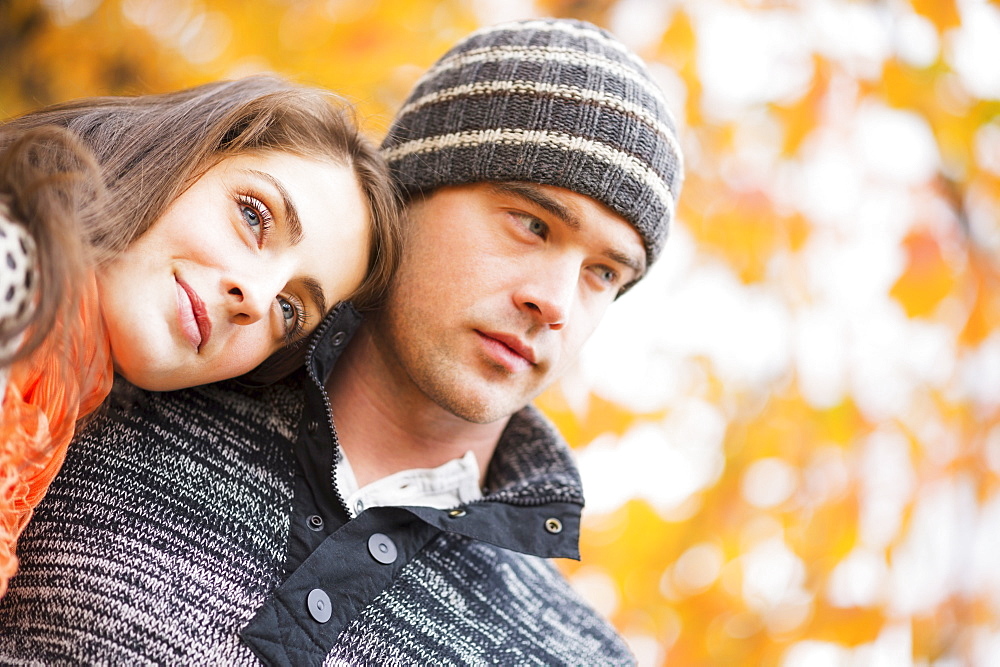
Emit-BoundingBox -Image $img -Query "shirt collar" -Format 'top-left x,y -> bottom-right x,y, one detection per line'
338,450 -> 484,517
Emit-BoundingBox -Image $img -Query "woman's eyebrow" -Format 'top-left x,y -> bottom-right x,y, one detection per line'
245,169 -> 303,244
299,276 -> 328,322
242,169 -> 327,316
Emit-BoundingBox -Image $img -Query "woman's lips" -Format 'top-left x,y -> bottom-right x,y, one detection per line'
175,277 -> 212,352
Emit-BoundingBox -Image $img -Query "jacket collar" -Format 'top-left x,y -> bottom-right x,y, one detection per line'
305,305 -> 586,558
238,302 -> 361,388
486,406 -> 585,507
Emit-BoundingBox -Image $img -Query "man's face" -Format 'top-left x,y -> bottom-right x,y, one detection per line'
376,181 -> 646,424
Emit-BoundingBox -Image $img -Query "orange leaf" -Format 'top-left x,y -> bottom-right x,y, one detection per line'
658,8 -> 696,69
960,249 -> 1000,346
878,59 -> 917,109
803,604 -> 886,646
657,9 -> 701,126
889,229 -> 958,318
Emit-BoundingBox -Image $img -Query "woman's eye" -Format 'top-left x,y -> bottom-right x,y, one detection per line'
278,297 -> 296,325
237,194 -> 272,243
242,205 -> 260,230
277,295 -> 309,345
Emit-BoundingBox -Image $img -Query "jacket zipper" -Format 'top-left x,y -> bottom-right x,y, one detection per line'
304,311 -> 352,520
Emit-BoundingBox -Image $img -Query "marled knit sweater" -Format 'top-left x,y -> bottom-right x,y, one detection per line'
0,306 -> 633,666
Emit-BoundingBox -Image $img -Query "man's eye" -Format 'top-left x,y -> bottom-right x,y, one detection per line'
595,266 -> 619,285
514,212 -> 548,238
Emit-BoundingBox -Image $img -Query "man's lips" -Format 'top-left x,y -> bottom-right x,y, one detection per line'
175,277 -> 212,352
476,330 -> 537,372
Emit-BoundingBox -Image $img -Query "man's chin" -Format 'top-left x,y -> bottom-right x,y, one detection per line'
434,386 -> 528,425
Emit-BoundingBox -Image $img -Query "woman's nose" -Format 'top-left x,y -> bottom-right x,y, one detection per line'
224,273 -> 279,325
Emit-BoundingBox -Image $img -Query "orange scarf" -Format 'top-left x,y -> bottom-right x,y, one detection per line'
0,274 -> 113,597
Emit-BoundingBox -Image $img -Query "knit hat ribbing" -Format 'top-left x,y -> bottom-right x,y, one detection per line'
381,18 -> 684,267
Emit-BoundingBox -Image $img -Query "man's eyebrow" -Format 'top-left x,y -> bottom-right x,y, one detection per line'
608,247 -> 645,279
488,182 -> 580,229
489,181 -> 645,277
246,169 -> 303,244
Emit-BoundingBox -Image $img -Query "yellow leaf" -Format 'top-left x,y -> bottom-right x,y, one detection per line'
729,386 -> 870,459
535,386 -> 666,448
909,0 -> 961,33
684,185 -> 809,284
770,55 -> 830,156
787,495 -> 860,565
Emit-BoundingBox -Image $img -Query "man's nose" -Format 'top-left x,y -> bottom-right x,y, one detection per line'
515,259 -> 577,331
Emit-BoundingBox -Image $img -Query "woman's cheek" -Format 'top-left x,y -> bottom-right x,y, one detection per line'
220,326 -> 276,377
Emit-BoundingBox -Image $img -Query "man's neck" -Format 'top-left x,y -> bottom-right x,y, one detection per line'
325,322 -> 507,489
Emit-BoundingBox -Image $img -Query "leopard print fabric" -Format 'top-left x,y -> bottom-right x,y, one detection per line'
0,202 -> 36,395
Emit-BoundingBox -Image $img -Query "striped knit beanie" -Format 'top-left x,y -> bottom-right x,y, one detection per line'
381,18 -> 684,267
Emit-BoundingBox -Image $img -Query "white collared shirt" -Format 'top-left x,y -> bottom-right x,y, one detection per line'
336,450 -> 484,518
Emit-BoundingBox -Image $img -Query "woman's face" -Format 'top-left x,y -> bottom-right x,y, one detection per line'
97,151 -> 370,391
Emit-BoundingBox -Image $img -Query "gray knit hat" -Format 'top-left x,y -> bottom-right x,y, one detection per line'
381,18 -> 684,267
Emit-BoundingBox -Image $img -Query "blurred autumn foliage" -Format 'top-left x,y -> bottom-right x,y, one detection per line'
3,0 -> 999,665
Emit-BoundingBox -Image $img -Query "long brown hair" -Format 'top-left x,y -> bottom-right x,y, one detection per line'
0,75 -> 402,366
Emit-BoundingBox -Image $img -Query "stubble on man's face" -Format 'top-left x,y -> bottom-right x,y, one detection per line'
373,183 -> 643,426
373,233 -> 551,425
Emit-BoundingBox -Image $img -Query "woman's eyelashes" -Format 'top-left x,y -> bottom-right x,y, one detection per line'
277,293 -> 309,345
236,192 -> 274,246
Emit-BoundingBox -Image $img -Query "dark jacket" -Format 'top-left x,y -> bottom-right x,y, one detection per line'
0,305 -> 634,666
